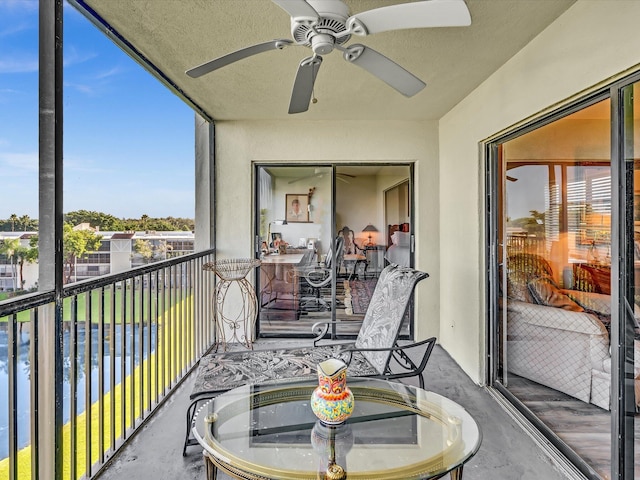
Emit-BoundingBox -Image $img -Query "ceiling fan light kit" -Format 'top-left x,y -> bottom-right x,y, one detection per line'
187,0 -> 471,114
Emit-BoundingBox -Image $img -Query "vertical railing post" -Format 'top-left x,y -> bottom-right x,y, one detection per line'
38,0 -> 65,478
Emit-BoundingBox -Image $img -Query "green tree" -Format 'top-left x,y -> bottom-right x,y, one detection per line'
156,240 -> 171,260
9,213 -> 18,232
64,210 -> 124,231
15,242 -> 38,290
509,210 -> 546,236
19,215 -> 32,231
63,224 -> 103,283
134,239 -> 154,264
0,237 -> 20,290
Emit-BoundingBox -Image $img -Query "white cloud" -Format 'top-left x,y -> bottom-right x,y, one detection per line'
95,66 -> 123,80
0,56 -> 38,74
64,155 -> 115,175
64,81 -> 96,95
0,88 -> 23,103
64,64 -> 124,97
0,0 -> 38,14
0,22 -> 32,38
0,151 -> 38,174
64,44 -> 98,68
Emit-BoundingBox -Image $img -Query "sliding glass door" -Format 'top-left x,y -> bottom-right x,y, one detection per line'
255,164 -> 413,338
255,165 -> 334,337
488,75 -> 640,479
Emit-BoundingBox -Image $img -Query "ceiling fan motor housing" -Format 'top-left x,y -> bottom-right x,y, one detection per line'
291,0 -> 351,50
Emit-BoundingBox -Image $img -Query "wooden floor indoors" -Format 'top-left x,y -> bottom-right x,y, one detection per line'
507,374 -> 640,479
258,276 -> 403,337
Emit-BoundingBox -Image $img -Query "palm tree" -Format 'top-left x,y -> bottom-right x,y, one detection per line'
16,242 -> 38,290
0,238 -> 20,290
19,214 -> 31,231
9,213 -> 18,232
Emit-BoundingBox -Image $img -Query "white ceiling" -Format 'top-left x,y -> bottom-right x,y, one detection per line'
78,0 -> 576,122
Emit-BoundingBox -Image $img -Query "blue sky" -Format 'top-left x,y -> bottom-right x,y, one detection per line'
0,0 -> 195,220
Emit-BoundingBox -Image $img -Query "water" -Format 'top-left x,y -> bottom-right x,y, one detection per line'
0,323 -> 157,460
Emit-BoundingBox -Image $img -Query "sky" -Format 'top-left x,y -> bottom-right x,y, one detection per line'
0,0 -> 195,220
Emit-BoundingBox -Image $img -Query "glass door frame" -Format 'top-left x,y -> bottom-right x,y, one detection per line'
485,76 -> 640,478
253,162 -> 416,341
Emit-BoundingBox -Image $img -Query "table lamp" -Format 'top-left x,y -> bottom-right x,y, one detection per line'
362,224 -> 378,246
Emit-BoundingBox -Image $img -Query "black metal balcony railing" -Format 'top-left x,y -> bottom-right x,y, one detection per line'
0,249 -> 215,480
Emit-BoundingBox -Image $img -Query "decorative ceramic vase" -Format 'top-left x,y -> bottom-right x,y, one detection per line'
310,358 -> 354,425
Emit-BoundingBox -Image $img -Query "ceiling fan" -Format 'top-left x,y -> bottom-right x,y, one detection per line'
186,0 -> 471,114
288,168 -> 355,184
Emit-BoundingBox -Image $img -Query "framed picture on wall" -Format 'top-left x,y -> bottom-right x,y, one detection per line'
285,194 -> 309,223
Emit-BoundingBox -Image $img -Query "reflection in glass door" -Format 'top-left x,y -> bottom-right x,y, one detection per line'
489,77 -> 640,479
255,164 -> 413,339
492,97 -> 615,478
255,165 -> 334,337
334,164 -> 412,337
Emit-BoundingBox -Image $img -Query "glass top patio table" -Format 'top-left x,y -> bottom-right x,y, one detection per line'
192,377 -> 482,480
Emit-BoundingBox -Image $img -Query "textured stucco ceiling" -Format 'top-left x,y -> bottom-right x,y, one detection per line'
78,0 -> 576,121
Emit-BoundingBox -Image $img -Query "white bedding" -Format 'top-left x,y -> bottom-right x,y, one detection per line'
385,244 -> 410,267
385,231 -> 411,267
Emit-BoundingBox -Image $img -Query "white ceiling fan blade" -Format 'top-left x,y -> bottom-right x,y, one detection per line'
271,0 -> 319,21
288,172 -> 354,184
346,0 -> 471,36
186,40 -> 293,78
288,175 -> 316,184
343,45 -> 425,97
289,56 -> 322,114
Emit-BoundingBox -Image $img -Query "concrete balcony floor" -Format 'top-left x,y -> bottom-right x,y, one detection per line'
95,341 -> 571,480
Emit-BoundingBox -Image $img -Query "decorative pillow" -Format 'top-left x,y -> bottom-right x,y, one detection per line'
528,276 -> 584,311
506,270 -> 533,303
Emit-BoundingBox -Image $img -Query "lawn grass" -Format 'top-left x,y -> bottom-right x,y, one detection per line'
0,293 -> 196,479
1,286 -> 165,324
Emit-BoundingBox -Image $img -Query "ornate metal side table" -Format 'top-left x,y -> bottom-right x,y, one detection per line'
203,258 -> 260,351
192,377 -> 482,480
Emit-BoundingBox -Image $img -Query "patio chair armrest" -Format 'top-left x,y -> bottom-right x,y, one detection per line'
312,321 -> 335,344
311,321 -> 365,345
345,337 -> 436,359
343,337 -> 437,386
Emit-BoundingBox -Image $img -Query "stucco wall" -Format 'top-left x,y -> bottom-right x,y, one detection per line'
215,120 -> 440,340
439,0 -> 640,383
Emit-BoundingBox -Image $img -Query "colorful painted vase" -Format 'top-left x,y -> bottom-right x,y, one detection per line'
310,358 -> 354,425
